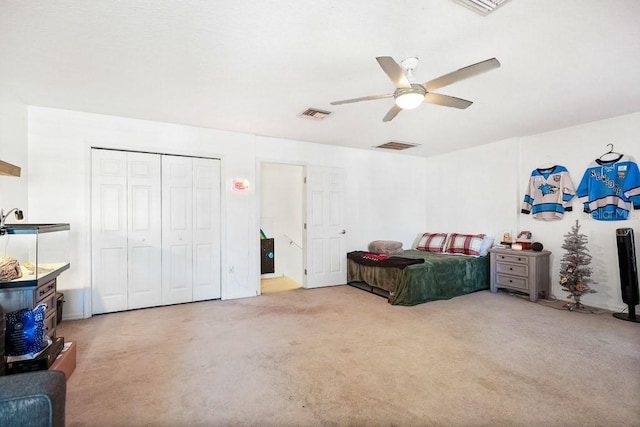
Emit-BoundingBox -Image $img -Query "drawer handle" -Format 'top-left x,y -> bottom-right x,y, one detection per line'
39,289 -> 47,296
518,258 -> 522,261
39,284 -> 54,296
509,267 -> 513,271
509,279 -> 513,283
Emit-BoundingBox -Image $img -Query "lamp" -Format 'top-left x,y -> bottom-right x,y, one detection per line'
0,208 -> 24,229
395,92 -> 425,110
233,179 -> 250,191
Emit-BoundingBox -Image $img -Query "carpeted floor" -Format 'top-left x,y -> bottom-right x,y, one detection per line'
261,276 -> 302,294
57,286 -> 639,426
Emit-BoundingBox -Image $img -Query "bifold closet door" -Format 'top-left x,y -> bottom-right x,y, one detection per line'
161,156 -> 221,305
91,150 -> 162,314
162,156 -> 194,305
127,152 -> 162,309
192,158 -> 221,301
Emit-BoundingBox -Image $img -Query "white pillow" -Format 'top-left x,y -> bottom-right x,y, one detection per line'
478,236 -> 495,257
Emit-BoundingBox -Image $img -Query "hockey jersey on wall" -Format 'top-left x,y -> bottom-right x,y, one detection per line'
521,165 -> 576,220
577,155 -> 640,221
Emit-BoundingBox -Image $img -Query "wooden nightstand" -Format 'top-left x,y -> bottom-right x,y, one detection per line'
489,248 -> 551,302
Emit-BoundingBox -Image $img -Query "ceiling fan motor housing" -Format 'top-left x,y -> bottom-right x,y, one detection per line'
394,84 -> 426,109
395,84 -> 426,98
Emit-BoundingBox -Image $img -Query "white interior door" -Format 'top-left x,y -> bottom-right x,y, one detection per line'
127,152 -> 162,309
192,158 -> 222,301
162,155 -> 194,305
304,166 -> 347,288
91,149 -> 128,314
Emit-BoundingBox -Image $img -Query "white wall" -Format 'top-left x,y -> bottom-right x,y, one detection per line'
26,107 -> 430,319
23,105 -> 638,315
0,85 -> 28,213
424,137 -> 520,242
260,163 -> 304,283
426,112 -> 640,312
518,112 -> 640,311
28,106 -> 259,319
255,136 -> 429,251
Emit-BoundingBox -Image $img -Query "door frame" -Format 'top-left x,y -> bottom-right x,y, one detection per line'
257,160 -> 305,293
257,160 -> 347,292
89,147 -> 223,316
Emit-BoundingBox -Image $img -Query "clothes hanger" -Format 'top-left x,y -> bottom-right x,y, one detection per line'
598,143 -> 623,162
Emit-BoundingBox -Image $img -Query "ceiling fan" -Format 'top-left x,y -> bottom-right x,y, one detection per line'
331,56 -> 501,122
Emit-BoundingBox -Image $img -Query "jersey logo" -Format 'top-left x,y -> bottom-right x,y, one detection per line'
538,183 -> 559,195
590,169 -> 622,196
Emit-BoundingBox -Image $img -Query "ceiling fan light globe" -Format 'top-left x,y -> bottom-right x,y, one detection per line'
395,92 -> 424,110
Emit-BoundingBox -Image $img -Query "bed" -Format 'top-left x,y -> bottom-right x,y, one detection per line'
347,237 -> 490,306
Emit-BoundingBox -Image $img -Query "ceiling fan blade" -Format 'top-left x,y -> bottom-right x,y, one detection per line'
382,104 -> 403,122
330,93 -> 394,105
376,57 -> 411,89
423,58 -> 501,92
424,93 -> 473,109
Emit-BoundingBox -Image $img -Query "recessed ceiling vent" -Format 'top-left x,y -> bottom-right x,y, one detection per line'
299,108 -> 332,120
452,0 -> 510,16
375,141 -> 420,151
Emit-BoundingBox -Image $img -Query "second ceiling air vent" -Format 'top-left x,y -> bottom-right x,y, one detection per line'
375,141 -> 420,151
452,0 -> 510,16
299,108 -> 332,120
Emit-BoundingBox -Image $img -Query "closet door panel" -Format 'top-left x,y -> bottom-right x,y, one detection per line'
127,152 -> 162,309
91,149 -> 128,314
162,156 -> 194,305
193,158 -> 221,301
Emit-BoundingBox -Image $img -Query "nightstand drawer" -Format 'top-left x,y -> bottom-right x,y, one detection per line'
494,253 -> 529,265
496,274 -> 528,291
496,262 -> 528,277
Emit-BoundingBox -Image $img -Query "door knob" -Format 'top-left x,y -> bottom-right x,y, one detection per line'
340,230 -> 346,234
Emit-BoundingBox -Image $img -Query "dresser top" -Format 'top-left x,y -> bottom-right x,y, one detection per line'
488,247 -> 551,257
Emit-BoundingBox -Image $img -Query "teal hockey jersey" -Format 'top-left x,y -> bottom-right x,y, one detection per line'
576,155 -> 640,221
521,165 -> 576,220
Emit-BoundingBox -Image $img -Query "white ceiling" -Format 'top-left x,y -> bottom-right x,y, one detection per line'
1,1 -> 639,157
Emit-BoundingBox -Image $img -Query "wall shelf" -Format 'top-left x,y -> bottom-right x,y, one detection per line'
0,160 -> 21,177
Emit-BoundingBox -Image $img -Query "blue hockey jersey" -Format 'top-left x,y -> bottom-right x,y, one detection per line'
521,165 -> 575,220
576,155 -> 640,221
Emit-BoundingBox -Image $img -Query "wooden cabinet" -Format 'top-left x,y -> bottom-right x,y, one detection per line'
0,276 -> 60,339
489,248 -> 551,302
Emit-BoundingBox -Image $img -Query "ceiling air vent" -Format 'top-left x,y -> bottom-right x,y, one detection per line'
452,0 -> 510,16
375,141 -> 420,151
299,108 -> 332,120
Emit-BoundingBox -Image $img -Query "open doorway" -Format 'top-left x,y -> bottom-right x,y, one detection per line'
260,162 -> 304,294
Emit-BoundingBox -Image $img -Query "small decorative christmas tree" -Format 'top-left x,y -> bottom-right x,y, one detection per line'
559,220 -> 595,310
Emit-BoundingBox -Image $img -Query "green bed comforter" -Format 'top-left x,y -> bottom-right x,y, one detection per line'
347,249 -> 489,306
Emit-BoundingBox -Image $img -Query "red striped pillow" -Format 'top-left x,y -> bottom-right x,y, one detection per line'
445,233 -> 486,256
416,233 -> 448,252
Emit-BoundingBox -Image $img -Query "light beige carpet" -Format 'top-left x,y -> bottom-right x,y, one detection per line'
261,276 -> 302,294
57,286 -> 639,426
